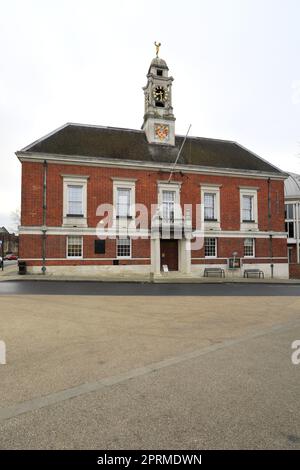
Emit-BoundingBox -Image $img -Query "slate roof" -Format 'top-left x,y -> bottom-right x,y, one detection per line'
21,123 -> 283,174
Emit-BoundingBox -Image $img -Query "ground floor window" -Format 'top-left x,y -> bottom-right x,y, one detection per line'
117,237 -> 131,258
285,221 -> 294,238
204,238 -> 217,257
244,238 -> 254,257
67,236 -> 83,258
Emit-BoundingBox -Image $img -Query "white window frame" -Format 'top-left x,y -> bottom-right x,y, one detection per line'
285,203 -> 294,220
240,188 -> 258,231
63,176 -> 88,227
244,238 -> 255,258
285,202 -> 296,241
113,179 -> 136,219
203,193 -> 216,221
200,185 -> 221,230
116,188 -> 131,217
66,235 -> 83,259
116,237 -> 132,259
162,190 -> 176,222
157,182 -> 181,222
67,185 -> 84,216
204,237 -> 217,258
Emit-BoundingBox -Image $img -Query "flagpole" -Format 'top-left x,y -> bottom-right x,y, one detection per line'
167,124 -> 192,183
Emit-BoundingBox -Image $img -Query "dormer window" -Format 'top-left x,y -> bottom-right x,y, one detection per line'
157,69 -> 163,76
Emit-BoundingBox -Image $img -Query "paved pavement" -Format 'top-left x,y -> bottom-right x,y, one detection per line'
0,294 -> 300,449
0,280 -> 300,295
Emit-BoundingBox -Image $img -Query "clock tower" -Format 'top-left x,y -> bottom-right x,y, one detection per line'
142,44 -> 175,146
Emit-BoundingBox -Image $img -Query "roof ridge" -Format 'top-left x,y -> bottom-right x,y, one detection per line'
66,122 -> 237,144
66,122 -> 144,134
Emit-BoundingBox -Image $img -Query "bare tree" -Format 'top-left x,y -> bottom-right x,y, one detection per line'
9,208 -> 20,234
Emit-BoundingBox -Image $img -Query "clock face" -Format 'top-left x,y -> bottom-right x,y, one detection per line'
153,86 -> 168,102
155,124 -> 169,142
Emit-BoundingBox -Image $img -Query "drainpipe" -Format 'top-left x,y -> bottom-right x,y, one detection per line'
296,202 -> 300,263
268,178 -> 274,278
42,160 -> 47,274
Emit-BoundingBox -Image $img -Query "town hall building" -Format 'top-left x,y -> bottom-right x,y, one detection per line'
17,47 -> 289,278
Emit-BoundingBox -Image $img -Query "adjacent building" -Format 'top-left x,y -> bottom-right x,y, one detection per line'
284,173 -> 300,278
0,227 -> 19,255
17,51 -> 288,278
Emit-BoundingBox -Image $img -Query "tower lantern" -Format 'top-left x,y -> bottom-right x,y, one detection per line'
142,43 -> 175,145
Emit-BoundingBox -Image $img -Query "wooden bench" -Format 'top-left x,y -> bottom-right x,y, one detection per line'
204,267 -> 225,278
243,269 -> 264,279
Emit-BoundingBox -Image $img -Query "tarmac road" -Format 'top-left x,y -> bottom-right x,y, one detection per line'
0,280 -> 300,296
0,293 -> 300,449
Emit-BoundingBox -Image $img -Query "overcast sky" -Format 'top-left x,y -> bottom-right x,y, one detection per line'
1,0 -> 300,230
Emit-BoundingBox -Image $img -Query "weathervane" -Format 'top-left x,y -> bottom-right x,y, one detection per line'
154,41 -> 161,58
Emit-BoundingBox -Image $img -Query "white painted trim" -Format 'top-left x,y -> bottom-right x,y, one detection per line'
111,177 -> 138,182
201,184 -> 221,230
239,185 -> 260,190
18,257 -> 150,261
16,152 -> 287,180
113,179 -> 136,219
240,188 -> 258,231
157,180 -> 182,186
18,227 -> 150,237
116,237 -> 132,259
18,226 -> 287,238
63,176 -> 88,227
158,182 -> 181,220
191,256 -> 288,260
204,237 -> 217,258
243,237 -> 255,258
60,174 -> 90,179
192,230 -> 287,238
66,235 -> 83,259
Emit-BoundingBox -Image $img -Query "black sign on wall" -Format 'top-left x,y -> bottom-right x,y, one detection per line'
94,240 -> 106,254
228,257 -> 241,269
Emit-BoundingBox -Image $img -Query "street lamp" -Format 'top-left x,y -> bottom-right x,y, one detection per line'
0,236 -> 4,271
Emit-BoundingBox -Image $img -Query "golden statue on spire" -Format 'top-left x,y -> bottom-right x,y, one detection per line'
154,41 -> 161,58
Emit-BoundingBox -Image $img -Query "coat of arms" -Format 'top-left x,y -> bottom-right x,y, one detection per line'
155,124 -> 169,142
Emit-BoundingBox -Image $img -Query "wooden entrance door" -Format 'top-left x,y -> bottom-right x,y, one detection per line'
160,240 -> 178,271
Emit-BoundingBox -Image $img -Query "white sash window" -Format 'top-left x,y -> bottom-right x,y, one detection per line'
204,193 -> 216,220
67,185 -> 83,215
162,190 -> 175,222
117,188 -> 131,217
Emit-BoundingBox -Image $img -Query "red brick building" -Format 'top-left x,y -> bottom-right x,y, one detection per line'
17,53 -> 288,278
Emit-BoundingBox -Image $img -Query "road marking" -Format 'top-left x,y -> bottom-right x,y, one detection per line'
0,319 -> 299,423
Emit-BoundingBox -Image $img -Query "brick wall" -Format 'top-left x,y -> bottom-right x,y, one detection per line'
289,263 -> 300,279
191,237 -> 287,263
21,161 -> 286,232
19,234 -> 151,266
20,161 -> 287,264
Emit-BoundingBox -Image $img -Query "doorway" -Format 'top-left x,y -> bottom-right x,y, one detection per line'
160,240 -> 178,271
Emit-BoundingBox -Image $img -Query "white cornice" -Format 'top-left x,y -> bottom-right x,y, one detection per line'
19,226 -> 287,238
16,151 -> 288,180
